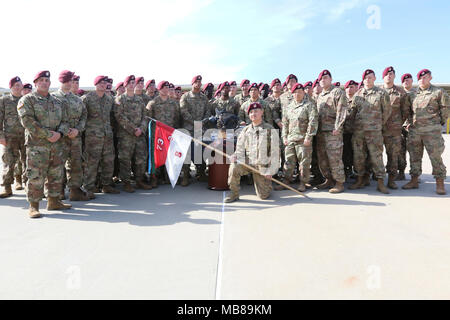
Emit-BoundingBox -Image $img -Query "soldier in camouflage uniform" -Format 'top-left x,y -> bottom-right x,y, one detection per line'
17,71 -> 71,218
71,74 -> 80,95
135,77 -> 151,107
347,69 -> 392,194
234,79 -> 250,106
275,83 -> 318,192
179,75 -> 211,186
403,69 -> 449,195
15,83 -> 32,191
229,81 -> 237,98
210,82 -> 240,116
343,80 -> 359,179
280,74 -> 298,111
265,78 -> 284,175
115,75 -> 152,193
0,77 -> 26,198
51,70 -> 89,201
146,80 -> 181,187
239,83 -> 273,126
315,70 -> 348,193
309,78 -> 325,186
82,75 -> 119,199
225,102 -> 280,202
145,79 -> 158,101
381,66 -> 411,189
311,79 -> 322,102
21,83 -> 32,96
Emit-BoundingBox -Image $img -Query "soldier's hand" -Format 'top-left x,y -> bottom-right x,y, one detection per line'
0,138 -> 6,146
135,128 -> 142,137
303,138 -> 311,147
68,128 -> 79,138
277,121 -> 283,129
48,131 -> 61,143
240,121 -> 246,126
283,140 -> 288,146
332,130 -> 340,136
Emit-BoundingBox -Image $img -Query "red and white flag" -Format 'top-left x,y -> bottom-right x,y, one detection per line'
153,120 -> 192,188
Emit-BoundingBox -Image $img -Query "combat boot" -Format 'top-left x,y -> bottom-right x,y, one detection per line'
349,176 -> 365,190
402,175 -> 419,190
297,182 -> 306,192
0,185 -> 13,198
396,170 -> 406,181
376,178 -> 390,194
436,178 -> 446,195
362,173 -> 371,186
14,175 -> 23,190
316,178 -> 334,190
181,174 -> 190,187
224,192 -> 239,203
59,186 -> 66,200
387,174 -> 398,190
274,178 -> 291,191
136,180 -> 152,190
47,197 -> 72,210
69,188 -> 89,201
85,190 -> 96,200
29,202 -> 41,219
123,182 -> 135,193
329,181 -> 345,193
102,184 -> 120,194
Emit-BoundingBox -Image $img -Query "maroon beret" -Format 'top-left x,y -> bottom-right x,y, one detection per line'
248,82 -> 259,91
333,82 -> 341,87
175,86 -> 181,91
33,70 -> 50,83
344,80 -> 358,89
58,70 -> 75,83
106,77 -> 113,84
240,79 -> 250,87
94,75 -> 108,86
362,69 -> 375,81
168,83 -> 175,89
291,83 -> 304,94
382,66 -> 395,78
135,76 -> 144,84
247,102 -> 262,114
286,74 -> 298,83
417,69 -> 431,80
401,73 -> 413,83
318,70 -> 331,81
358,82 -> 364,89
202,83 -> 214,92
72,74 -> 80,81
270,78 -> 281,90
145,79 -> 155,89
115,82 -> 124,90
218,81 -> 230,91
23,83 -> 32,90
77,89 -> 86,96
303,81 -> 313,88
229,81 -> 237,86
282,81 -> 287,88
214,89 -> 221,98
9,76 -> 22,88
191,75 -> 202,85
124,75 -> 135,87
313,79 -> 320,88
157,81 -> 169,91
259,83 -> 266,91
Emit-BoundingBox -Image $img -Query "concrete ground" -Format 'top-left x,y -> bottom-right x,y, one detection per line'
0,136 -> 449,300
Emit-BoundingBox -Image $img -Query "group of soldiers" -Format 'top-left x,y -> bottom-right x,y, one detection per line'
0,67 -> 448,214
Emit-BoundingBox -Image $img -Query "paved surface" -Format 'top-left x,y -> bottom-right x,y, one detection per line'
0,136 -> 449,299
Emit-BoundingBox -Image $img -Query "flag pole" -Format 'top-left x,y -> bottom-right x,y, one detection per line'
146,117 -> 311,200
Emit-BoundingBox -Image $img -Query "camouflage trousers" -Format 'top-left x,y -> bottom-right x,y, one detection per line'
352,131 -> 385,178
407,129 -> 446,179
26,142 -> 64,203
383,131 -> 402,176
83,135 -> 115,191
1,134 -> 26,186
398,128 -> 408,172
228,163 -> 272,199
62,136 -> 84,188
118,134 -> 148,183
317,131 -> 345,183
282,142 -> 312,183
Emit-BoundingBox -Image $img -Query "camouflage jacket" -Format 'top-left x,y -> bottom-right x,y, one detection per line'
17,92 -> 69,147
239,98 -> 273,125
408,84 -> 450,133
82,91 -> 114,138
316,85 -> 348,133
210,96 -> 240,116
265,94 -> 282,127
136,92 -> 151,107
280,91 -> 294,110
348,86 -> 392,132
114,94 -> 147,137
234,122 -> 279,176
234,92 -> 250,106
52,89 -> 87,133
382,85 -> 411,135
146,96 -> 180,129
179,91 -> 211,133
282,96 -> 318,143
0,93 -> 24,139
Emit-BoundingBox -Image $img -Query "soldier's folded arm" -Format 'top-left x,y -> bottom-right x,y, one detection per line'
334,89 -> 348,133
18,98 -> 52,139
179,97 -> 194,127
114,99 -> 135,135
75,103 -> 87,133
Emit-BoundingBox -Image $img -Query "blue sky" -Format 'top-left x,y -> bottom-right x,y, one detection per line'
1,0 -> 449,88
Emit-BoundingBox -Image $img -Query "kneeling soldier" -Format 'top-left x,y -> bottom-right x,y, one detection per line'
225,102 -> 280,203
